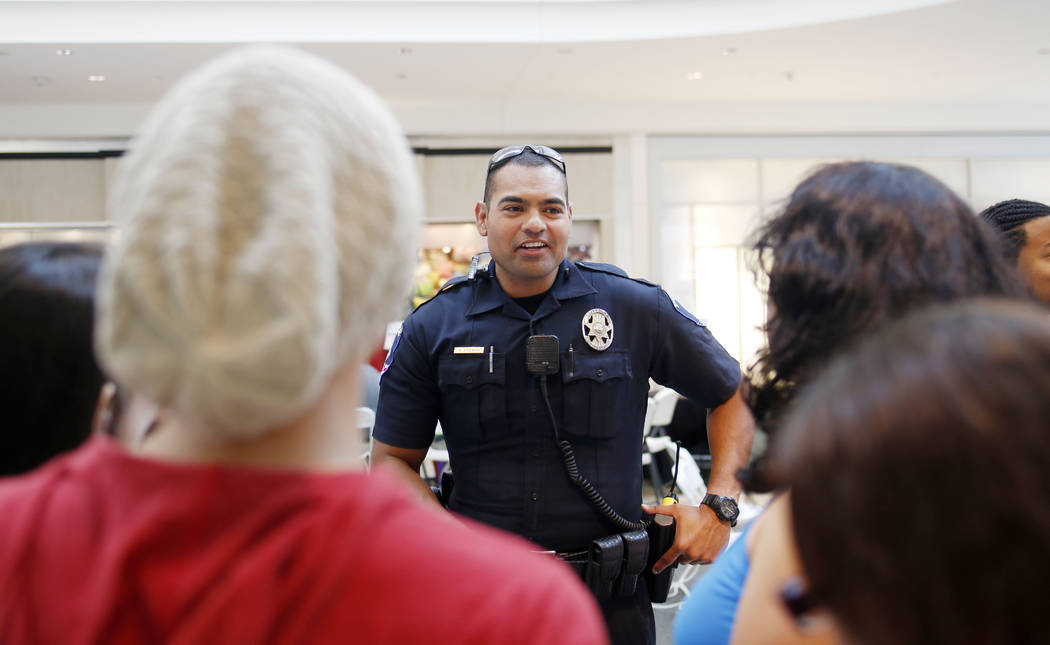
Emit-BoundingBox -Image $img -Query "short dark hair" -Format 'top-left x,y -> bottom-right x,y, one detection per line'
979,198 -> 1050,262
483,149 -> 568,206
0,241 -> 104,475
744,162 -> 1025,488
768,300 -> 1050,645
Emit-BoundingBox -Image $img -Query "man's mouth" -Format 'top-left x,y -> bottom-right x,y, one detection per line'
518,241 -> 549,250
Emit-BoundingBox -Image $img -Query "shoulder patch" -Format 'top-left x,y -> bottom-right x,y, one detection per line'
576,260 -> 658,287
380,324 -> 403,377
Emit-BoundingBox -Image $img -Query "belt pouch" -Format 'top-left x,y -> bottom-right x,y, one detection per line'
586,535 -> 624,601
644,514 -> 677,603
616,530 -> 649,597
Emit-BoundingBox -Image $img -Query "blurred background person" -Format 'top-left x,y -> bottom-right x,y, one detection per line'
980,198 -> 1050,306
0,241 -> 103,476
736,300 -> 1050,645
675,161 -> 1027,645
0,46 -> 606,645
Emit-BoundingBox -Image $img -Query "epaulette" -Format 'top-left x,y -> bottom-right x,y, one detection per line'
439,275 -> 470,292
412,275 -> 471,313
575,260 -> 657,287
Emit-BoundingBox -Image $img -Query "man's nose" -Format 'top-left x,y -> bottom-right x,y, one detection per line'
522,210 -> 545,232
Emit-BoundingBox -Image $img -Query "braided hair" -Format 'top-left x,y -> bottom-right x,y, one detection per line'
979,199 -> 1050,262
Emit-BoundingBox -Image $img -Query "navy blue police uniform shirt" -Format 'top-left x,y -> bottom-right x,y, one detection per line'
374,259 -> 740,552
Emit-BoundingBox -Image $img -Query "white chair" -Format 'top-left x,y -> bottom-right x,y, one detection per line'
642,389 -> 681,499
657,441 -> 708,506
356,406 -> 375,467
649,388 -> 679,429
422,422 -> 449,483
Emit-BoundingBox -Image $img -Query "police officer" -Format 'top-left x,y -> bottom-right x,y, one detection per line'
373,145 -> 754,645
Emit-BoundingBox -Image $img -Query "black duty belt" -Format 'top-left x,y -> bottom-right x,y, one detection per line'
539,515 -> 678,603
541,529 -> 649,602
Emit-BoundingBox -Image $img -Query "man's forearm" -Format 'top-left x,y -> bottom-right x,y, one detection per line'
705,383 -> 754,498
373,455 -> 443,508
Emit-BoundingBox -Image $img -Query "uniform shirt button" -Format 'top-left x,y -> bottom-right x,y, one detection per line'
595,368 -> 604,378
465,376 -> 474,385
531,448 -> 540,457
530,492 -> 539,501
530,405 -> 537,413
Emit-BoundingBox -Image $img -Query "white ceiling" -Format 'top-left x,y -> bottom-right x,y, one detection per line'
1,0 -> 1049,138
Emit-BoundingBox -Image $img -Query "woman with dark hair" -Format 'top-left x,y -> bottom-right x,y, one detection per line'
0,241 -> 104,475
675,161 -> 1026,645
747,161 -> 1023,448
736,300 -> 1050,645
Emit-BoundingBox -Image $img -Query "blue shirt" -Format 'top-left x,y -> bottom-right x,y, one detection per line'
374,259 -> 740,551
673,523 -> 753,645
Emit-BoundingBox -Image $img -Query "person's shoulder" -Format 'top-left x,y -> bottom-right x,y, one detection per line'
575,261 -> 659,295
336,470 -> 607,643
576,260 -> 657,286
359,470 -> 590,580
416,517 -> 606,643
407,275 -> 473,319
0,439 -> 98,499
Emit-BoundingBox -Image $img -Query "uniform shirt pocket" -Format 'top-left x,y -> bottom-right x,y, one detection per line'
560,349 -> 632,439
437,354 -> 507,440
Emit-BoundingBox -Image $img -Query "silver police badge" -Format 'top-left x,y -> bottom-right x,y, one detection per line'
582,308 -> 614,351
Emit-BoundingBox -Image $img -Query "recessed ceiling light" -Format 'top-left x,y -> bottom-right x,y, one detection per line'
88,75 -> 106,82
395,73 -> 407,79
1039,48 -> 1050,55
784,71 -> 795,81
400,47 -> 413,55
686,72 -> 704,80
721,47 -> 737,56
32,76 -> 50,87
556,47 -> 573,55
56,49 -> 72,56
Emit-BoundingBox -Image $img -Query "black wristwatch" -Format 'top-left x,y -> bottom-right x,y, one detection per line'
701,494 -> 739,527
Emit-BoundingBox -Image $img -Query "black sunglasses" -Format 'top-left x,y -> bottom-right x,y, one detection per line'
488,145 -> 566,174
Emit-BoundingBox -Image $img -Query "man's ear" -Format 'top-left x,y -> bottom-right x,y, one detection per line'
474,201 -> 489,237
568,202 -> 573,221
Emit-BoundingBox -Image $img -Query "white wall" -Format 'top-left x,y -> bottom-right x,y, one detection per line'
643,134 -> 1050,366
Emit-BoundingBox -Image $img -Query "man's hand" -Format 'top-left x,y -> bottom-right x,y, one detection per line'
641,502 -> 731,574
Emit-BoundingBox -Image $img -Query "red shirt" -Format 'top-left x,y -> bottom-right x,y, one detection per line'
0,437 -> 607,645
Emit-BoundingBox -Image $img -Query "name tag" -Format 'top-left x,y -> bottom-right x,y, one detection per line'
453,346 -> 486,355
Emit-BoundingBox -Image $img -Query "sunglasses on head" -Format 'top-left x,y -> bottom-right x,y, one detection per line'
488,145 -> 566,174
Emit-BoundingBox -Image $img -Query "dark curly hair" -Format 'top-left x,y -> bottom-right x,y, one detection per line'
744,162 -> 1025,490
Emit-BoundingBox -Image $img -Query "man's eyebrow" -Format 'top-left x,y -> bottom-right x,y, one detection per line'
496,195 -> 567,207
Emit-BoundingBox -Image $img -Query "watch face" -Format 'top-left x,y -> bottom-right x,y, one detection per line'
721,500 -> 739,521
704,495 -> 739,522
